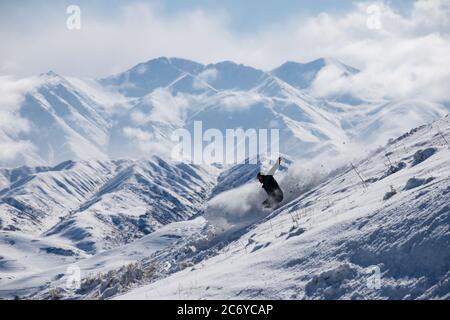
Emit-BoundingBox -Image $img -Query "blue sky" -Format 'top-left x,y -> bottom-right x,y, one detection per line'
1,0 -> 415,34
157,0 -> 414,32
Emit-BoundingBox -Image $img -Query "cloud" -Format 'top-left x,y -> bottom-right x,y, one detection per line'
129,110 -> 149,126
0,76 -> 38,111
128,88 -> 193,125
311,33 -> 450,101
0,76 -> 37,135
411,0 -> 450,34
0,141 -> 35,162
220,92 -> 265,110
147,89 -> 190,124
123,127 -> 153,142
310,65 -> 349,98
204,154 -> 352,232
123,88 -> 198,159
0,110 -> 30,136
0,76 -> 39,164
205,181 -> 268,230
193,68 -> 218,90
297,0 -> 450,101
0,3 -> 237,77
122,126 -> 171,157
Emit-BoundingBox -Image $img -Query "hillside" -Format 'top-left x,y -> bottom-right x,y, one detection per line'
0,157 -> 216,253
116,116 -> 450,300
1,116 -> 448,300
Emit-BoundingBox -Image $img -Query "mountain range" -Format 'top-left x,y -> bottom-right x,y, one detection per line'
2,57 -> 448,168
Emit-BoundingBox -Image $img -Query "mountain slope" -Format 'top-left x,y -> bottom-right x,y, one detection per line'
271,58 -> 358,90
0,72 -> 128,167
0,218 -> 208,299
1,116 -> 449,300
100,57 -> 204,97
116,116 -> 450,300
0,157 -> 217,253
0,160 -> 116,234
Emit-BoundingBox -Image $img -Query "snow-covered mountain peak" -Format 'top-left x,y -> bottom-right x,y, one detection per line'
201,61 -> 269,91
271,57 -> 358,90
40,70 -> 61,78
99,57 -> 204,97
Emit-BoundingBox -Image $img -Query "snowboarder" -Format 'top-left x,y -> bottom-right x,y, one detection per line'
257,157 -> 284,209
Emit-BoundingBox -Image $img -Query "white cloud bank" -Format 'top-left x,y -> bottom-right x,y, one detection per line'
0,76 -> 39,162
122,126 -> 172,158
309,1 -> 450,101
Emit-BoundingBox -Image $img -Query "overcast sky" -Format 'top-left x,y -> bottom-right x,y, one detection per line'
0,0 -> 449,103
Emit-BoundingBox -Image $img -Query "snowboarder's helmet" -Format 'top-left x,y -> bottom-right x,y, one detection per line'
257,172 -> 263,182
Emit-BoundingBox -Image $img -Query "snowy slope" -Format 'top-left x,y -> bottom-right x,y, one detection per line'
0,157 -> 217,253
0,160 -> 116,234
210,156 -> 292,197
115,116 -> 450,300
1,116 -> 449,300
0,72 -> 130,167
44,158 -> 216,253
350,100 -> 449,146
0,231 -> 88,285
0,218 -> 208,299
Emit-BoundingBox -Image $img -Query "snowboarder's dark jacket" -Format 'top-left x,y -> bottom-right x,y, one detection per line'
261,175 -> 281,196
260,162 -> 283,202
